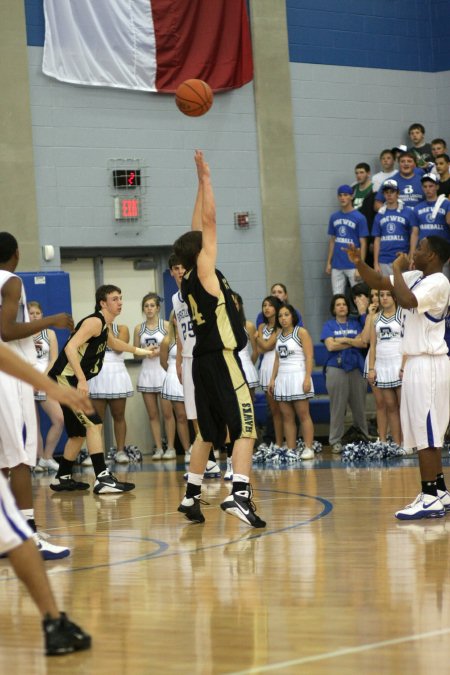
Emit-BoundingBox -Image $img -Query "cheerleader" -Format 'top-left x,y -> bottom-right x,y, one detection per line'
134,293 -> 169,460
28,302 -> 63,472
159,312 -> 191,460
255,296 -> 283,451
359,289 -> 388,442
368,290 -> 404,446
269,305 -> 315,460
89,322 -> 134,464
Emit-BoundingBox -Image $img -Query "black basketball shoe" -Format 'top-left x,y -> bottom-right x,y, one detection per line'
93,470 -> 135,494
50,475 -> 90,492
43,612 -> 91,656
220,486 -> 266,528
178,495 -> 209,523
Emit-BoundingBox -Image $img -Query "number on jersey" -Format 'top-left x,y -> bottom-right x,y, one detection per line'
187,294 -> 206,326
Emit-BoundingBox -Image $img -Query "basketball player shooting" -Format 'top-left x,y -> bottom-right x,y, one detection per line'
173,151 -> 266,528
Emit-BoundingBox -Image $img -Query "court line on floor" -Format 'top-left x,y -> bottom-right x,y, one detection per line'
227,626 -> 450,674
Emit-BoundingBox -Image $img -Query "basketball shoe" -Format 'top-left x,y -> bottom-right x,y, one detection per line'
43,612 -> 91,655
395,493 -> 445,520
33,533 -> 70,561
177,495 -> 209,523
220,486 -> 266,528
50,475 -> 90,492
93,470 -> 135,494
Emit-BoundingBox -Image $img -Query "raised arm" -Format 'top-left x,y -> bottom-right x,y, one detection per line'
195,151 -> 220,297
344,243 -> 394,291
191,151 -> 204,232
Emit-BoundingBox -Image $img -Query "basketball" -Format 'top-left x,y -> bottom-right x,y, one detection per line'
175,79 -> 213,117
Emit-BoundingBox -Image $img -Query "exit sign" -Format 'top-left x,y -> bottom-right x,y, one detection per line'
114,197 -> 140,220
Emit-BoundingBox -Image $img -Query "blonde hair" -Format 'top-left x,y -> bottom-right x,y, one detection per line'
27,301 -> 43,313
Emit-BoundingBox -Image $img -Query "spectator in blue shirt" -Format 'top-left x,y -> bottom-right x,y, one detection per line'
413,173 -> 450,243
374,152 -> 424,211
372,179 -> 419,275
326,185 -> 369,295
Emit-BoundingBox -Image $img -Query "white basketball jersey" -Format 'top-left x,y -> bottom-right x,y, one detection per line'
0,270 -> 36,364
172,290 -> 196,357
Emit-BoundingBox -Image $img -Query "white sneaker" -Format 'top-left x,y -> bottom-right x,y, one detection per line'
162,448 -> 176,459
204,460 -> 221,478
34,460 -> 46,472
224,458 -> 233,481
184,447 -> 192,464
81,455 -> 92,467
437,489 -> 450,511
395,493 -> 445,520
114,450 -> 130,464
300,447 -> 314,460
331,442 -> 343,454
152,448 -> 164,461
39,457 -> 60,472
33,533 -> 70,560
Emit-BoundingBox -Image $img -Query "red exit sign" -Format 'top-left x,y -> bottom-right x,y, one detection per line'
114,197 -> 140,220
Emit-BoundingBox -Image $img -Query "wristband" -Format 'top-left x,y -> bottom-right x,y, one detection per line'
368,368 -> 375,371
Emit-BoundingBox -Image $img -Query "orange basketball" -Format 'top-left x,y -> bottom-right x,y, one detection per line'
175,79 -> 213,117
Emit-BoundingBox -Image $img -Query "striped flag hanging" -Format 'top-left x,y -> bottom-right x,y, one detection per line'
42,0 -> 253,93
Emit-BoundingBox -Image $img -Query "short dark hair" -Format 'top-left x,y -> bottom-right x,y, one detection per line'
0,232 -> 18,263
278,303 -> 299,327
398,151 -> 417,164
431,138 -> 447,148
95,284 -> 121,311
173,231 -> 202,271
408,123 -> 425,135
355,162 -> 371,173
379,149 -> 394,159
168,253 -> 182,269
435,153 -> 450,163
351,282 -> 370,299
330,294 -> 349,317
427,236 -> 450,264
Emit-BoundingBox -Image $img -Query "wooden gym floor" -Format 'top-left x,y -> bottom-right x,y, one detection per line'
1,452 -> 450,674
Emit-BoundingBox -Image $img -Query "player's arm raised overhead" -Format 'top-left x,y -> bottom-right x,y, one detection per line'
344,243 -> 394,292
195,150 -> 220,298
191,150 -> 205,232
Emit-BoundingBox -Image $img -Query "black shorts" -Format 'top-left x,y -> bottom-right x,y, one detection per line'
193,349 -> 256,448
53,375 -> 102,438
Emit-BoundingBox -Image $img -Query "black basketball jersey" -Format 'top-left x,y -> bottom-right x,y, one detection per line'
49,311 -> 108,384
181,267 -> 246,357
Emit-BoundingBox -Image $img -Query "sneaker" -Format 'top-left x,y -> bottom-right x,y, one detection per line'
162,448 -> 176,460
300,446 -> 314,460
93,470 -> 135,494
331,442 -> 343,454
114,450 -> 130,464
224,458 -> 233,481
184,447 -> 192,464
33,533 -> 70,561
285,449 -> 300,463
152,448 -> 164,461
81,456 -> 92,467
220,487 -> 266,529
204,460 -> 221,478
43,612 -> 91,655
437,489 -> 450,511
395,493 -> 446,520
39,457 -> 60,472
177,495 -> 208,523
34,460 -> 46,473
50,475 -> 90,492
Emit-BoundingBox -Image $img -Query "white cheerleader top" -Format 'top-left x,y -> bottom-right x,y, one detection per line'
374,308 -> 402,358
104,323 -> 126,363
275,327 -> 306,373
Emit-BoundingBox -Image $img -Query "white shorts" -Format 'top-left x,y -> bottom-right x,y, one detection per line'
0,370 -> 37,468
0,472 -> 33,555
401,354 -> 450,451
182,357 -> 197,420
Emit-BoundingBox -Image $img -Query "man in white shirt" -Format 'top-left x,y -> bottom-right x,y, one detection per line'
345,235 -> 450,520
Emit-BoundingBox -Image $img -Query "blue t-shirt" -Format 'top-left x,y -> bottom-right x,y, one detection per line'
372,205 -> 418,263
256,308 -> 303,328
413,198 -> 450,243
320,318 -> 365,372
375,169 -> 425,206
327,210 -> 369,270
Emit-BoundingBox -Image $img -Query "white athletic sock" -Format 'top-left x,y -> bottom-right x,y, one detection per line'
232,474 -> 249,485
21,508 -> 34,521
187,472 -> 203,486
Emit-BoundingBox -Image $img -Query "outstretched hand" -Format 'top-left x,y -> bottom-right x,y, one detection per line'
343,243 -> 362,266
194,149 -> 210,181
392,252 -> 410,273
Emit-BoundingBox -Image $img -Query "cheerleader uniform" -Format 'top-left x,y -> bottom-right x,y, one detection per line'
162,342 -> 184,402
33,330 -> 51,401
238,328 -> 259,389
273,327 -> 315,401
136,319 -> 167,393
259,326 -> 277,391
89,323 -> 134,399
373,309 -> 403,388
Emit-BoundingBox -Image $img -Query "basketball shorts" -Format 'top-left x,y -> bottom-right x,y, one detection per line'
54,374 -> 103,438
193,349 -> 256,448
182,356 -> 197,420
0,472 -> 33,555
401,354 -> 450,451
0,370 -> 37,469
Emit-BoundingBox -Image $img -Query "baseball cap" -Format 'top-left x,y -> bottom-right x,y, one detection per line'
392,144 -> 408,153
420,172 -> 439,184
381,179 -> 399,191
337,184 -> 353,195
